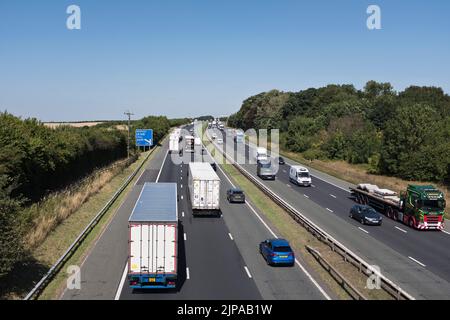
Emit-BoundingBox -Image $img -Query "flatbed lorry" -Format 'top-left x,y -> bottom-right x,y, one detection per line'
128,183 -> 178,289
350,183 -> 445,230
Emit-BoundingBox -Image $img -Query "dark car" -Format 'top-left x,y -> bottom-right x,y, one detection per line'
210,162 -> 217,171
349,205 -> 382,225
227,188 -> 245,203
278,157 -> 285,165
259,239 -> 295,266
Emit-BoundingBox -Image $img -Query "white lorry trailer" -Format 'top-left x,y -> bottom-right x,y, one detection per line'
255,147 -> 268,162
188,162 -> 221,216
128,183 -> 178,289
169,133 -> 181,153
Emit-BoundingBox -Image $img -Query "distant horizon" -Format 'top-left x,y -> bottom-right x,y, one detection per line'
1,1 -> 449,121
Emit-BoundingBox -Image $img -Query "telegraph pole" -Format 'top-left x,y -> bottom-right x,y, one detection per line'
124,110 -> 134,158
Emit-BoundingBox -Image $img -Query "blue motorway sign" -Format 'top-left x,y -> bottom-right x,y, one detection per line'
135,129 -> 153,147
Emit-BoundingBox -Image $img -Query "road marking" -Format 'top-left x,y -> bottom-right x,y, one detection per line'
286,184 -> 291,188
186,267 -> 190,279
184,233 -> 187,241
442,230 -> 450,235
180,177 -> 182,180
181,195 -> 183,200
294,259 -> 331,300
311,184 -> 316,188
326,208 -> 333,213
115,263 -> 128,300
409,256 -> 426,267
304,194 -> 309,198
228,233 -> 234,240
181,184 -> 183,188
329,194 -> 337,198
182,211 -> 185,217
156,150 -> 169,182
358,227 -> 369,234
395,226 -> 407,233
134,168 -> 146,186
282,170 -> 287,173
244,266 -> 252,278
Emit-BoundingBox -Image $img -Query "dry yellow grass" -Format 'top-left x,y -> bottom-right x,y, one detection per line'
43,122 -> 103,128
23,157 -> 134,250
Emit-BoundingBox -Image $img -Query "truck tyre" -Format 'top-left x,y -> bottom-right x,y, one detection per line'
408,217 -> 415,229
393,210 -> 399,221
387,207 -> 392,219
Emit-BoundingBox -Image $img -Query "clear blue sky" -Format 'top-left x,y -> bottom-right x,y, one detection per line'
1,0 -> 449,121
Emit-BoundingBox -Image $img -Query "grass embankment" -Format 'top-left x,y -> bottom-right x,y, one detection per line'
204,137 -> 392,300
1,147 -> 158,300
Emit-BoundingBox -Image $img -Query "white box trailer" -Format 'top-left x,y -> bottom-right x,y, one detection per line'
169,134 -> 180,153
188,162 -> 221,216
128,183 -> 178,289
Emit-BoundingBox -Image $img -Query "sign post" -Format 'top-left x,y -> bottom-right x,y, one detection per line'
135,129 -> 153,151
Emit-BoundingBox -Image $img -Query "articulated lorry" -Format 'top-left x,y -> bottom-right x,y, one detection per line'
128,183 -> 178,289
188,162 -> 221,216
350,183 -> 446,230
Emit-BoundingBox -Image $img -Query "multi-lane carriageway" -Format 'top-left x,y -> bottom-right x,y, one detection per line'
210,126 -> 450,300
61,132 -> 330,300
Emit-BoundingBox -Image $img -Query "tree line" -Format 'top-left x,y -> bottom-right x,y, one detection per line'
0,112 -> 177,278
227,81 -> 450,182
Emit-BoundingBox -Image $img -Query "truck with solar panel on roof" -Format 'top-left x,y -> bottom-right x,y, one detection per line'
350,183 -> 446,230
128,183 -> 178,289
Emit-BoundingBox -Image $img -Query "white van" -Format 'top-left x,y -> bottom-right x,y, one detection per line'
289,165 -> 312,187
254,147 -> 268,162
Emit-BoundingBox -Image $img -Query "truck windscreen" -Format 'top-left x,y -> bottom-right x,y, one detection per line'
260,162 -> 272,168
298,172 -> 310,178
420,199 -> 445,211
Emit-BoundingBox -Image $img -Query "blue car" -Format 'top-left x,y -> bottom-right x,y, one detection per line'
259,239 -> 295,266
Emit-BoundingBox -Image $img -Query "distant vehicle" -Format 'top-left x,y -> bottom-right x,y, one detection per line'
219,124 -> 224,130
234,130 -> 244,143
255,147 -> 268,162
194,137 -> 202,148
217,138 -> 223,144
227,188 -> 245,203
349,205 -> 383,226
259,239 -> 295,266
188,162 -> 221,216
210,162 -> 217,171
289,166 -> 311,187
185,135 -> 195,153
169,134 -> 181,153
350,184 -> 446,230
277,156 -> 285,165
128,183 -> 178,289
257,160 -> 276,180
212,133 -> 217,140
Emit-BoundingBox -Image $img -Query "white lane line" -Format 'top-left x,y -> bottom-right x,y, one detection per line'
244,266 -> 252,278
442,230 -> 450,236
286,184 -> 291,188
409,256 -> 426,267
181,195 -> 183,200
186,267 -> 190,279
180,177 -> 182,180
182,211 -> 185,217
134,168 -> 146,186
358,227 -> 369,234
184,233 -> 187,241
326,208 -> 333,213
311,184 -> 316,188
395,226 -> 407,233
207,138 -> 331,300
181,184 -> 183,188
115,263 -> 128,300
228,233 -> 234,240
282,170 -> 287,173
294,259 -> 331,300
304,194 -> 309,198
329,194 -> 337,198
156,150 -> 169,183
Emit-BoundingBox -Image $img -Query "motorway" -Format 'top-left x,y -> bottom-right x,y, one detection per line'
210,126 -> 450,299
61,132 -> 329,300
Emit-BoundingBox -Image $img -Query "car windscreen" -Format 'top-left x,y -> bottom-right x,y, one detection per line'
298,172 -> 309,178
259,162 -> 272,168
232,190 -> 243,195
273,246 -> 292,252
363,209 -> 379,218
